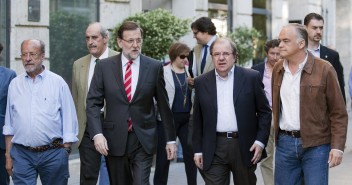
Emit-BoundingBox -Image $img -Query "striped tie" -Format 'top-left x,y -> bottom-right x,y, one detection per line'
124,60 -> 133,131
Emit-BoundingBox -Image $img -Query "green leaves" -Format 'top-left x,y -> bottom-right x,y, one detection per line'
227,26 -> 262,66
109,8 -> 190,60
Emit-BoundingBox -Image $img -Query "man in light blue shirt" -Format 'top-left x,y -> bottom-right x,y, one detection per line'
3,39 -> 78,185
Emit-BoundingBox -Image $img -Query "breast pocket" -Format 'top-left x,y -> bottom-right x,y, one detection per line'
41,97 -> 59,117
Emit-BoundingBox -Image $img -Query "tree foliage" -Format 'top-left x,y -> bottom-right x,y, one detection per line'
227,26 -> 262,66
49,12 -> 89,87
109,8 -> 190,60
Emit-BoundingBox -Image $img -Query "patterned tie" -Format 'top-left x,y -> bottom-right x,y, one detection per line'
200,45 -> 208,74
124,60 -> 133,131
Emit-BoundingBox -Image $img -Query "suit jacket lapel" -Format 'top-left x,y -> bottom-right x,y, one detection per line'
164,64 -> 175,90
132,55 -> 150,102
233,66 -> 245,105
320,45 -> 329,60
112,54 -> 128,102
205,72 -> 218,113
81,56 -> 90,108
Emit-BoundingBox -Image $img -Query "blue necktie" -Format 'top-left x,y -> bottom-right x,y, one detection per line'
200,45 -> 208,74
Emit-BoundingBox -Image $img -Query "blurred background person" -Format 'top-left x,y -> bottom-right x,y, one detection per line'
252,39 -> 280,185
154,42 -> 197,185
0,42 -> 16,185
304,12 -> 346,103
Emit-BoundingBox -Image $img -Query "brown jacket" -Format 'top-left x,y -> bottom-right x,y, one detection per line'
272,52 -> 347,151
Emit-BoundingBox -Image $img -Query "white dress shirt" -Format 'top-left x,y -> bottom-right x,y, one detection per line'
121,54 -> 140,99
215,66 -> 238,132
279,54 -> 308,131
88,48 -> 109,90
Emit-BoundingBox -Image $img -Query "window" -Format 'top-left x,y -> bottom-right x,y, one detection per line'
49,0 -> 98,87
0,0 -> 9,67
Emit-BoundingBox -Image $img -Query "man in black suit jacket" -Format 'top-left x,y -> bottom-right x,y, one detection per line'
192,38 -> 272,185
304,13 -> 346,102
86,21 -> 177,185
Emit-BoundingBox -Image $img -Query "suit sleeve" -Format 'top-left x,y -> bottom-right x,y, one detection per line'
254,72 -> 272,146
72,62 -> 78,111
155,63 -> 176,142
333,53 -> 346,103
86,61 -> 105,139
192,78 -> 203,153
326,67 -> 348,151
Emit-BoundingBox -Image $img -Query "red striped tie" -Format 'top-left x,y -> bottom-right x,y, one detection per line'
124,60 -> 133,131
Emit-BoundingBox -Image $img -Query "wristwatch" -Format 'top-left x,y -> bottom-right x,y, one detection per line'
64,147 -> 72,154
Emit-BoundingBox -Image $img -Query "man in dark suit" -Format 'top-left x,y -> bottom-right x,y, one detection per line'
0,42 -> 16,185
86,21 -> 177,185
304,12 -> 346,102
192,38 -> 272,185
72,22 -> 118,185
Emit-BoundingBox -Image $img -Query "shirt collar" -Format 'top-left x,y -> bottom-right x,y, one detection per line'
307,44 -> 320,52
121,53 -> 140,67
25,65 -> 46,79
206,35 -> 217,47
90,47 -> 109,63
215,65 -> 235,80
283,52 -> 308,72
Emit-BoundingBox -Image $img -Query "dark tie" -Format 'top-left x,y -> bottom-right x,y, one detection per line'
95,58 -> 100,63
124,60 -> 133,131
200,45 -> 208,74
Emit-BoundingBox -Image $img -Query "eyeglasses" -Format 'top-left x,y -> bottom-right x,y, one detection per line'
20,52 -> 42,59
121,38 -> 143,45
212,52 -> 233,58
179,55 -> 189,59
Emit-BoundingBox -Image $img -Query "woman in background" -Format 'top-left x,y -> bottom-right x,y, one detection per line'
154,42 -> 197,185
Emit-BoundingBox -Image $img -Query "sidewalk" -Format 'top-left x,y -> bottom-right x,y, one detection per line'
11,110 -> 352,185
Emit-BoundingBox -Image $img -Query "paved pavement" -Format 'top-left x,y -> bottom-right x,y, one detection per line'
10,109 -> 352,185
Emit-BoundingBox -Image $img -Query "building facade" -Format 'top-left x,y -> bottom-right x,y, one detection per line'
0,0 -> 350,99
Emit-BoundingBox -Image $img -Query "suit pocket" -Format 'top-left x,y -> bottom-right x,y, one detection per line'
142,121 -> 156,129
103,122 -> 114,129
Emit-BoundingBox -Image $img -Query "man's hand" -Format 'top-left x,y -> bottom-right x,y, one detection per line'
328,149 -> 343,168
165,143 -> 177,160
5,152 -> 13,176
250,143 -> 263,164
187,77 -> 194,86
94,135 -> 109,156
194,155 -> 203,170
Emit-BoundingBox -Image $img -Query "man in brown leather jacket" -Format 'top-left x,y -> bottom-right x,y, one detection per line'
272,23 -> 348,185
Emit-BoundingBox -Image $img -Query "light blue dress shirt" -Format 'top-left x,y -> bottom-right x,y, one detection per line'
3,69 -> 78,147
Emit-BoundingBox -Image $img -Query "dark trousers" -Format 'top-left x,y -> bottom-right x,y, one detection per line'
79,113 -> 109,185
200,136 -> 257,185
0,148 -> 9,185
154,112 -> 197,185
79,130 -> 103,185
106,132 -> 153,185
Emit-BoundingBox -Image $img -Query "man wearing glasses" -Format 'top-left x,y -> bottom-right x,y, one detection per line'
188,17 -> 217,85
3,39 -> 78,185
86,21 -> 177,185
192,38 -> 271,185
